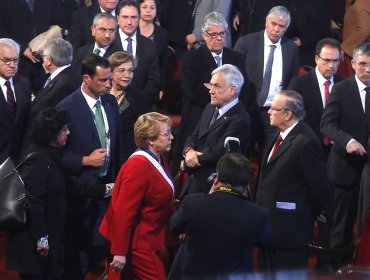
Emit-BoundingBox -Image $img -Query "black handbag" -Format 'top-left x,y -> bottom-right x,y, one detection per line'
0,153 -> 36,231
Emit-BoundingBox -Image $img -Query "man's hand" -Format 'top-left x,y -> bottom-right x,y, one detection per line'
23,47 -> 40,63
292,37 -> 302,47
185,149 -> 203,168
346,140 -> 366,156
185,34 -> 197,51
82,148 -> 107,167
232,15 -> 240,31
110,255 -> 126,273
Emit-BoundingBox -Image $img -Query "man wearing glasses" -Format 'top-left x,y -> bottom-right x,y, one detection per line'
257,90 -> 329,276
0,38 -> 31,164
321,42 -> 370,269
173,11 -> 245,174
288,37 -> 343,273
180,64 -> 250,197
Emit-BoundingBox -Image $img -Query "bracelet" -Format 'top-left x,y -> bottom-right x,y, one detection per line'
105,183 -> 114,197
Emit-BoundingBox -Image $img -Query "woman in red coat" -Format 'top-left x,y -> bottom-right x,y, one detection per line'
100,112 -> 174,279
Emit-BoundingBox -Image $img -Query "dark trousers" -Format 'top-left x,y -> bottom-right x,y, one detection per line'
330,179 -> 360,268
260,247 -> 308,280
63,197 -> 109,280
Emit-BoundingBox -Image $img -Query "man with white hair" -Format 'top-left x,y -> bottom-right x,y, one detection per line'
180,64 -> 251,197
0,38 -> 31,164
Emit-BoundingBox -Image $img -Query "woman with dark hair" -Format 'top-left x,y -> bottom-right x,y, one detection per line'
108,51 -> 151,163
100,112 -> 175,280
6,107 -> 112,280
137,0 -> 169,101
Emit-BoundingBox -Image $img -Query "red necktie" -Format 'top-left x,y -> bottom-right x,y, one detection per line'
5,80 -> 16,115
323,80 -> 331,145
270,135 -> 283,160
324,80 -> 331,106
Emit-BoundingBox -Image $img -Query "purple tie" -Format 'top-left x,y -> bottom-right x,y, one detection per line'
5,80 -> 16,115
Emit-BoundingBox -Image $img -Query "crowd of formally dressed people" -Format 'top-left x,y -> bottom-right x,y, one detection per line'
1,0 -> 370,279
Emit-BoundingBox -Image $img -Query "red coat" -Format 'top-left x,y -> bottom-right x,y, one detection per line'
100,154 -> 174,255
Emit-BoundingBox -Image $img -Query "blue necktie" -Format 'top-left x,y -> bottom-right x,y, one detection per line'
258,45 -> 277,107
214,55 -> 221,67
126,37 -> 133,54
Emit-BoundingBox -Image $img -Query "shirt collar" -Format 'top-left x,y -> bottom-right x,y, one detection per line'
81,86 -> 102,110
355,75 -> 370,92
0,76 -> 13,87
280,121 -> 299,140
218,98 -> 239,117
119,29 -> 137,41
315,67 -> 334,86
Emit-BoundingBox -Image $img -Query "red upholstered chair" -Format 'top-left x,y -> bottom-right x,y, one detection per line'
337,56 -> 353,78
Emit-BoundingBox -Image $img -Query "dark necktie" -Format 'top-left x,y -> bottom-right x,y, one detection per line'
258,45 -> 277,107
126,37 -> 133,54
365,87 -> 370,133
94,101 -> 108,176
43,76 -> 52,88
93,48 -> 101,56
26,0 -> 33,12
5,80 -> 16,115
324,80 -> 331,106
214,55 -> 221,67
209,108 -> 219,127
269,135 -> 283,160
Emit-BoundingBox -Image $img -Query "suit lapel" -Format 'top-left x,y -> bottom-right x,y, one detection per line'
13,77 -> 28,124
311,71 -> 325,110
76,91 -> 101,141
256,32 -> 265,87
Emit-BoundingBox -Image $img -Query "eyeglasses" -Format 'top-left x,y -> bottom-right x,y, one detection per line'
205,31 -> 227,39
0,57 -> 20,65
95,27 -> 116,34
159,129 -> 174,139
318,55 -> 340,64
270,106 -> 288,112
115,68 -> 134,75
355,61 -> 370,70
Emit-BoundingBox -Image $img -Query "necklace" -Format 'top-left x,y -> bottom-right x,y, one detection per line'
114,90 -> 126,101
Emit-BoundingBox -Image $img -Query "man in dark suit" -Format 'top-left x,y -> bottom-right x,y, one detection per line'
288,37 -> 343,273
180,64 -> 251,197
0,0 -> 64,91
57,54 -> 120,279
67,0 -> 119,50
0,38 -> 31,164
114,0 -> 160,106
169,153 -> 272,279
22,38 -> 81,153
234,6 -> 299,156
173,11 -> 245,174
321,42 -> 370,268
73,12 -> 120,74
257,90 -> 330,275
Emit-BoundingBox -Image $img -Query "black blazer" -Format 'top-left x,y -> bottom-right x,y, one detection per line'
169,191 -> 272,279
21,66 -> 81,154
182,102 -> 251,196
66,2 -> 101,50
114,32 -> 160,105
0,75 -> 31,163
234,30 -> 299,112
321,77 -> 368,186
179,45 -> 246,141
257,121 -> 330,248
6,145 -> 105,274
0,0 -> 64,53
116,86 -> 151,163
288,70 -> 343,141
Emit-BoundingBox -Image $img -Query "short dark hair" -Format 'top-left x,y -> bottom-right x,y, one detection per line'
216,153 -> 251,187
81,53 -> 111,77
315,38 -> 341,56
31,107 -> 69,146
116,0 -> 140,16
